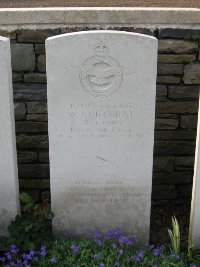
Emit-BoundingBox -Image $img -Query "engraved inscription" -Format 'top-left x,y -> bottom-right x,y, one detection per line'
64,179 -> 145,204
80,42 -> 123,97
65,102 -> 141,140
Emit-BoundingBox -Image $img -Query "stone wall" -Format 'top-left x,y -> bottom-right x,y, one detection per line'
1,27 -> 199,241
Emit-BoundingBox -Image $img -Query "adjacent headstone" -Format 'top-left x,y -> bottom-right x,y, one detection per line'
189,98 -> 200,249
46,31 -> 158,240
0,37 -> 19,236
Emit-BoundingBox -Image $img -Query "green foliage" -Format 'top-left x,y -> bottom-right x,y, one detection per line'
188,239 -> 194,258
1,224 -> 200,266
168,216 -> 180,256
1,237 -> 200,267
40,239 -> 186,267
7,192 -> 54,250
1,198 -> 200,266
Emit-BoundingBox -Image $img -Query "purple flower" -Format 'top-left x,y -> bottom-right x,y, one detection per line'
93,252 -> 101,260
29,250 -> 35,256
118,235 -> 138,246
10,245 -> 19,254
27,254 -> 33,260
135,249 -> 143,262
95,239 -> 103,246
119,235 -> 129,244
71,244 -> 80,254
50,256 -> 57,263
5,252 -> 12,261
114,228 -> 122,238
137,250 -> 143,258
95,229 -> 103,239
93,254 -> 98,261
126,237 -> 138,247
39,245 -> 47,256
0,257 -> 5,262
190,265 -> 197,267
41,245 -> 46,251
17,259 -> 22,264
112,243 -> 117,249
147,243 -> 154,250
99,262 -> 105,267
105,230 -> 114,240
153,248 -> 161,257
40,250 -> 46,257
87,229 -> 103,240
119,249 -> 123,255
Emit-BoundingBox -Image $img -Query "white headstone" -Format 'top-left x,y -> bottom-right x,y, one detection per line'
0,37 -> 19,236
46,31 -> 158,241
189,98 -> 200,249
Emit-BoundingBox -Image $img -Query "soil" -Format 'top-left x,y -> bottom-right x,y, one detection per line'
150,202 -> 190,246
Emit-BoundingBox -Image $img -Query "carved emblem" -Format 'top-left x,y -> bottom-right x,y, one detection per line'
80,42 -> 123,97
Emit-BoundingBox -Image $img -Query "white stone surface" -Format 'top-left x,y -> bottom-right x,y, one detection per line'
0,8 -> 200,30
189,98 -> 200,249
0,36 -> 19,236
46,30 -> 157,240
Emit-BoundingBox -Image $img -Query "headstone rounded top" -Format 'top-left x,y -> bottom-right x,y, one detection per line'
0,36 -> 9,42
46,30 -> 158,43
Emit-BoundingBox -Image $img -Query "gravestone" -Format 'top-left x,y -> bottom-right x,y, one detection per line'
46,31 -> 158,240
0,36 -> 19,236
189,98 -> 200,249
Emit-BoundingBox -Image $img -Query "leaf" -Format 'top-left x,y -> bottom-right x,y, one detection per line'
168,216 -> 180,255
19,192 -> 33,204
23,240 -> 36,251
25,223 -> 34,232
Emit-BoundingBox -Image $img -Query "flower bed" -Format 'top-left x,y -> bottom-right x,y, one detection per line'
0,194 -> 200,266
0,228 -> 200,267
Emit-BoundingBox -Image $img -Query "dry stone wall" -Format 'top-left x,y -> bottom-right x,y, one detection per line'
1,26 -> 199,240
